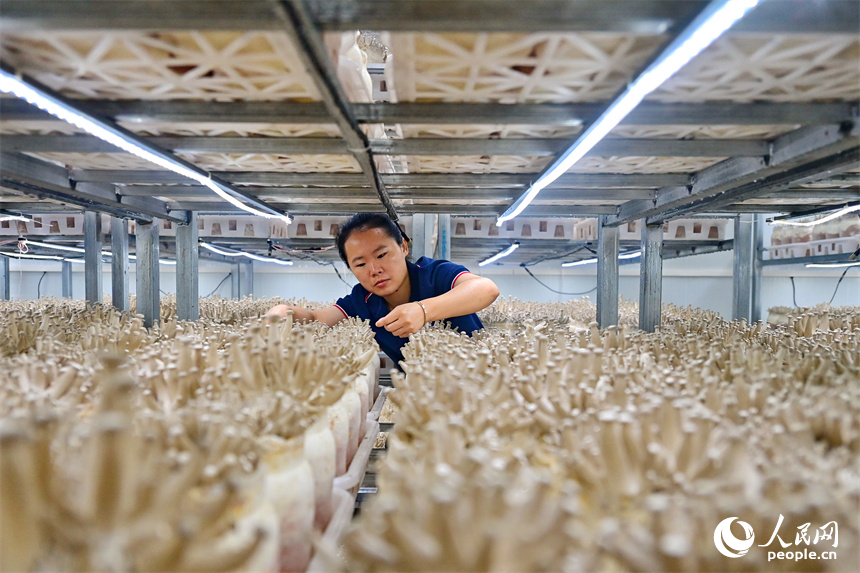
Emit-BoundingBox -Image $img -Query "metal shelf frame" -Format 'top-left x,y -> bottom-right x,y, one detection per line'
1,0 -> 857,326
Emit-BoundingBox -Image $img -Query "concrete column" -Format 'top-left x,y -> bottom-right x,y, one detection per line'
596,215 -> 619,328
135,219 -> 161,327
639,222 -> 663,333
435,214 -> 451,260
61,260 -> 72,298
110,217 -> 130,312
84,211 -> 103,305
0,255 -> 9,300
176,212 -> 199,321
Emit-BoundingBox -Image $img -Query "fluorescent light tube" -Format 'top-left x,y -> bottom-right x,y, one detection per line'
805,262 -> 860,269
200,242 -> 293,266
478,243 -> 519,267
561,257 -> 598,267
0,252 -> 66,261
562,251 -> 641,266
0,69 -> 290,223
497,0 -> 763,225
770,204 -> 860,227
21,239 -> 87,254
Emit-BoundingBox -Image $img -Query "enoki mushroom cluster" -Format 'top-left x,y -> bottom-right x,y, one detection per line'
0,297 -> 379,573
347,303 -> 859,572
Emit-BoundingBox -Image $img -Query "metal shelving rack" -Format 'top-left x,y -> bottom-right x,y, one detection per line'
0,0 -> 857,330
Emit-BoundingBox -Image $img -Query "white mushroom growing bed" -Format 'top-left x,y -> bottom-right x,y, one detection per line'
0,298 -> 379,573
346,303 -> 859,572
1,298 -> 857,572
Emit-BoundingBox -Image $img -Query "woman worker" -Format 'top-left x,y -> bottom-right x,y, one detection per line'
266,213 -> 500,365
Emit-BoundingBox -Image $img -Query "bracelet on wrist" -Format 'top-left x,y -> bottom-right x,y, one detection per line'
415,300 -> 428,326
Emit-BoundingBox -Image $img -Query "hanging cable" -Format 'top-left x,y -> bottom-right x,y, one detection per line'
790,276 -> 798,307
37,271 -> 47,298
521,265 -> 597,296
829,267 -> 855,304
271,244 -> 354,288
206,273 -> 232,297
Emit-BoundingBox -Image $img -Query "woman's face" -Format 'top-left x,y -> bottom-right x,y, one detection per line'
343,226 -> 409,300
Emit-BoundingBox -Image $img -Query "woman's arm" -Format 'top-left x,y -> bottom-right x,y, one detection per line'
375,273 -> 499,337
265,304 -> 348,327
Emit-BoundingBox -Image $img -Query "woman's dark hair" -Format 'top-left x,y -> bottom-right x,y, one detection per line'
336,213 -> 404,264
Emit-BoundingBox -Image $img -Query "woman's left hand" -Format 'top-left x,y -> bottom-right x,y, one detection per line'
376,302 -> 426,337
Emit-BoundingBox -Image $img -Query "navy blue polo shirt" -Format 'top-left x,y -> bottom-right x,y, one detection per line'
334,256 -> 484,365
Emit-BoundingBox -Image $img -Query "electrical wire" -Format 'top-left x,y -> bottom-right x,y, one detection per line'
272,244 -> 354,289
790,276 -> 798,307
521,265 -> 597,296
829,267 -> 854,304
206,273 -> 232,297
37,271 -> 47,298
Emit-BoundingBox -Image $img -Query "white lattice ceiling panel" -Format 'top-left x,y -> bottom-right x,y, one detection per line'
407,155 -> 551,173
743,197 -> 838,206
24,152 -> 170,170
398,124 -> 582,139
123,122 -> 343,138
390,32 -> 664,103
569,156 -> 723,174
0,121 -> 84,136
177,153 -> 362,173
0,31 -> 321,101
653,34 -> 860,103
406,155 -> 722,174
610,124 -> 799,140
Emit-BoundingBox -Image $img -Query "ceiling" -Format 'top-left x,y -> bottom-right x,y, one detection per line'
0,0 -> 858,266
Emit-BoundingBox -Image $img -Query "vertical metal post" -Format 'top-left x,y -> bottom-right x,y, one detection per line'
84,211 -> 103,305
110,216 -> 130,312
0,255 -> 9,300
411,214 -> 426,260
176,212 -> 199,321
231,263 -> 240,299
597,215 -> 619,328
751,214 -> 764,323
135,219 -> 161,327
240,261 -> 254,298
232,261 -> 253,298
61,260 -> 72,298
732,214 -> 754,321
435,214 -> 451,260
639,222 -> 663,333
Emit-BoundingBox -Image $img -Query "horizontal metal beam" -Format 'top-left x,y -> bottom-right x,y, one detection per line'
74,170 -> 689,188
758,189 -> 860,200
119,185 -> 652,201
1,134 -> 769,157
610,120 -> 860,225
760,253 -> 859,267
165,201 -> 617,217
3,99 -> 853,127
0,152 -> 186,223
2,1 -> 855,33
381,173 -> 689,188
374,137 -> 766,157
662,240 -> 734,259
717,203 -> 853,214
